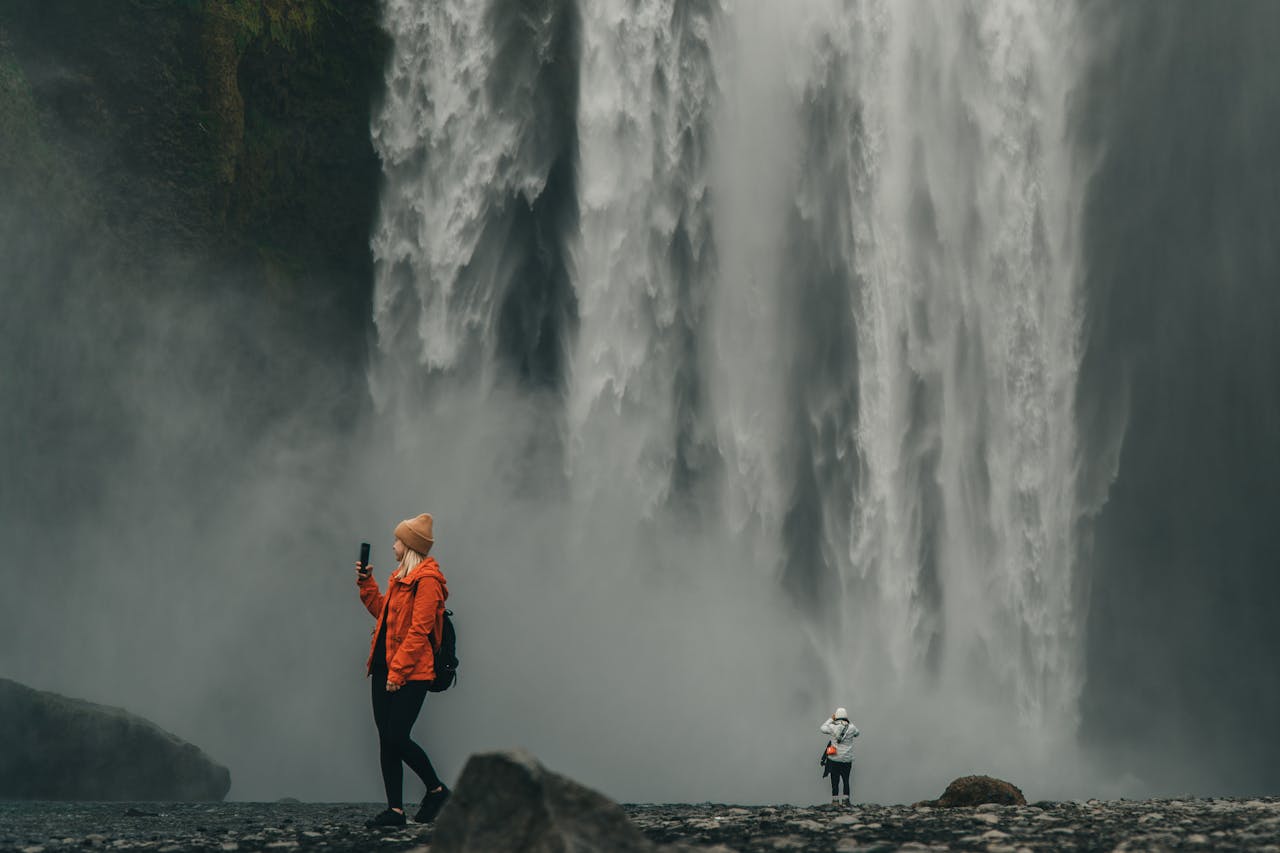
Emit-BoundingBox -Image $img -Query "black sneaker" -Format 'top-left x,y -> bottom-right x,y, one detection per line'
414,785 -> 451,823
365,808 -> 406,828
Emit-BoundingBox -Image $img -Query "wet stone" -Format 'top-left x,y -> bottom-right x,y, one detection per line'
3,796 -> 1280,852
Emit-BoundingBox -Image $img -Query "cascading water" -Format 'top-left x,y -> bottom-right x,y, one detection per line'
758,0 -> 1088,733
567,0 -> 719,514
370,0 -> 1094,802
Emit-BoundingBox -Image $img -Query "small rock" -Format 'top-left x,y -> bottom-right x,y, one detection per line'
974,813 -> 1000,825
925,776 -> 1027,808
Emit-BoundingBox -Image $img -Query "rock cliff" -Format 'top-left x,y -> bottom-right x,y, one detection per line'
0,678 -> 231,801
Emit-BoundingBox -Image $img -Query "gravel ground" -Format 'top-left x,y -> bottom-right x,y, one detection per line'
631,798 -> 1280,851
0,803 -> 428,853
3,797 -> 1280,852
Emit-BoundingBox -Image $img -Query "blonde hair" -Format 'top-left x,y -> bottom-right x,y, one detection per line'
394,547 -> 429,579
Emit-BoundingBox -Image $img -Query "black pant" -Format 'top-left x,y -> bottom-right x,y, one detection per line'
828,760 -> 852,797
370,675 -> 441,808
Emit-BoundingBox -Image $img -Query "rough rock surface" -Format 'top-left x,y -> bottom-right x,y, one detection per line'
0,679 -> 230,801
5,797 -> 1280,852
432,749 -> 686,852
916,775 -> 1027,808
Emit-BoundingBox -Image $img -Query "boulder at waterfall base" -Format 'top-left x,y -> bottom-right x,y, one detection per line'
432,749 -> 690,852
0,678 -> 230,800
917,774 -> 1027,807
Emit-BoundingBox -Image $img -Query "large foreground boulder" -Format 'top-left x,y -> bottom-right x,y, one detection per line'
433,750 -> 688,852
918,774 -> 1027,807
0,678 -> 230,800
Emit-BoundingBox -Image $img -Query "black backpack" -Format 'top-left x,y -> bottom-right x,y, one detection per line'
427,609 -> 459,692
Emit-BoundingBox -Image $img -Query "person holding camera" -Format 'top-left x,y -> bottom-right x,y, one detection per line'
355,513 -> 451,827
820,707 -> 860,805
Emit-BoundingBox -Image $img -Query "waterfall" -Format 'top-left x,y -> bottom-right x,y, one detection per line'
568,0 -> 719,512
369,0 -> 1091,801
745,0 -> 1089,732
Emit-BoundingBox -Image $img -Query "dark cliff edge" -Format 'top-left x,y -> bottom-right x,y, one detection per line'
0,0 -> 391,526
0,0 -> 388,294
0,678 -> 231,801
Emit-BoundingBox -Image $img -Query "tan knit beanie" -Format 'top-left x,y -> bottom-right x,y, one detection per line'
394,513 -> 434,556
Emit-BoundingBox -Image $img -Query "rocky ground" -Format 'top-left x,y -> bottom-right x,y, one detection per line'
3,797 -> 1280,852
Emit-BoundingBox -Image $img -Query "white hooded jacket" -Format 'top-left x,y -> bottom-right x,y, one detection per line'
820,717 -> 860,763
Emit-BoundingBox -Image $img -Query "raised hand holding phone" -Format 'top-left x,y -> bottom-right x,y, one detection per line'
356,542 -> 372,580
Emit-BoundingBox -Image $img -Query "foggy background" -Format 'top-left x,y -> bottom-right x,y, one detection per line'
2,0 -> 1279,806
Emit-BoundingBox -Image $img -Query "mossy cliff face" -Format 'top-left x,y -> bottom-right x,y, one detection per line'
0,1 -> 390,531
0,0 -> 388,320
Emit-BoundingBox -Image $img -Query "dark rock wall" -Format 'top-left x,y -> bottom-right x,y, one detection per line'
0,678 -> 231,801
1,0 -> 387,279
0,0 -> 389,528
1075,0 -> 1280,795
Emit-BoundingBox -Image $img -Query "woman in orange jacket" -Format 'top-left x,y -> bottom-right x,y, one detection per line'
355,512 -> 451,827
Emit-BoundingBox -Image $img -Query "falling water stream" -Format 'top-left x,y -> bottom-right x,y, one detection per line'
370,0 -> 1092,802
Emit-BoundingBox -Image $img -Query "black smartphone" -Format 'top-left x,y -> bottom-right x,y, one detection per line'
359,542 -> 371,569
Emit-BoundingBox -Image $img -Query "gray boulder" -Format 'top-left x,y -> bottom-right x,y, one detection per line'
433,750 -> 687,852
0,678 -> 230,801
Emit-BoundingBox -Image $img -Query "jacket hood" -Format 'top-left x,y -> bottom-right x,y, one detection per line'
403,556 -> 448,600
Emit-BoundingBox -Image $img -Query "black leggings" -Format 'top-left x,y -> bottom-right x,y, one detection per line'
829,760 -> 852,797
370,676 -> 441,808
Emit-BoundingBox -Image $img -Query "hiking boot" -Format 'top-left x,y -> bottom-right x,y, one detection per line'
415,784 -> 451,823
365,808 -> 406,828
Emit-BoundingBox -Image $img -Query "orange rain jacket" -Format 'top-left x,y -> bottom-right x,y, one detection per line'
358,557 -> 449,686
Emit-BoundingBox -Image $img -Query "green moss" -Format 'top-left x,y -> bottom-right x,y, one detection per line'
206,0 -> 337,54
0,41 -> 46,181
0,32 -> 84,215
